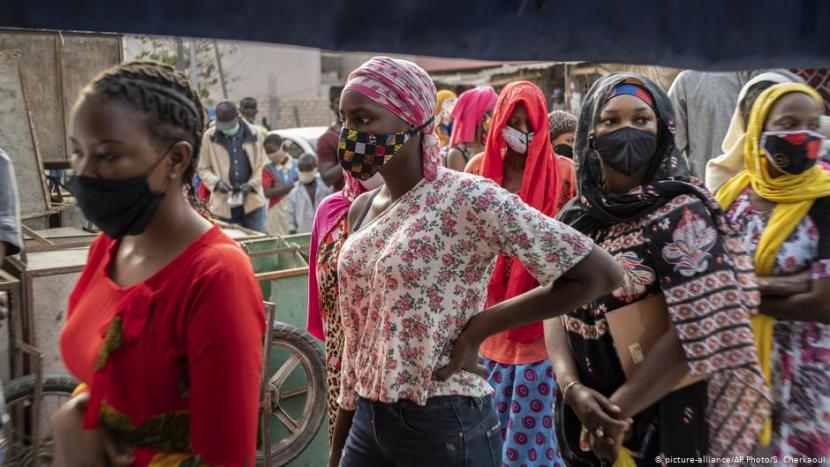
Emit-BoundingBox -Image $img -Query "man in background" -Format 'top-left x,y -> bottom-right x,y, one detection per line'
316,85 -> 345,191
240,96 -> 270,133
284,154 -> 331,234
198,101 -> 269,232
668,71 -> 751,178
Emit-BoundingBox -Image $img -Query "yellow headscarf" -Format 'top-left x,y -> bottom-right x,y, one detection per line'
436,89 -> 457,116
715,82 -> 830,445
436,90 -> 457,147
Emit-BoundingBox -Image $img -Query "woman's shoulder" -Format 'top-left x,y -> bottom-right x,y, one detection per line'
556,155 -> 575,170
83,233 -> 116,268
463,153 -> 485,175
346,190 -> 375,229
439,166 -> 499,191
317,190 -> 349,213
186,227 -> 255,277
437,168 -> 516,214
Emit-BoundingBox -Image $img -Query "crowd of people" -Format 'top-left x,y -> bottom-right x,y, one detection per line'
0,53 -> 824,466
306,61 -> 830,467
191,92 -> 342,237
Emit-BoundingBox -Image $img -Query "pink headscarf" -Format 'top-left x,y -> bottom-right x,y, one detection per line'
448,86 -> 498,147
306,174 -> 366,341
343,56 -> 440,180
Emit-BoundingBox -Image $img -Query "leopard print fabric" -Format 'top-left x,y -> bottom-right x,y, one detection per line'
315,217 -> 349,440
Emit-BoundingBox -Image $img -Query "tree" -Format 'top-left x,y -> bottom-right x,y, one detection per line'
134,36 -> 238,102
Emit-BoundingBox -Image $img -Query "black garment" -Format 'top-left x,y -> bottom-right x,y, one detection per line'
214,123 -> 255,187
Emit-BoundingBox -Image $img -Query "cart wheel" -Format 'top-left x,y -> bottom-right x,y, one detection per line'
1,373 -> 79,466
257,322 -> 327,466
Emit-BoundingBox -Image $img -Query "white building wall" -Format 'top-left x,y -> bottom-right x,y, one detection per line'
123,36 -> 324,128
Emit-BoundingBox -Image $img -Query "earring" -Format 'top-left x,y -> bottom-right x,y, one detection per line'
169,173 -> 176,179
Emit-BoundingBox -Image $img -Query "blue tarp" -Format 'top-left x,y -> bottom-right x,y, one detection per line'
3,0 -> 829,70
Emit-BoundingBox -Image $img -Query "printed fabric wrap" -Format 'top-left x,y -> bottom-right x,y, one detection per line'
560,72 -> 772,458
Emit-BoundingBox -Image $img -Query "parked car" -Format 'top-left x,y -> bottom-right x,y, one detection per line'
270,126 -> 328,159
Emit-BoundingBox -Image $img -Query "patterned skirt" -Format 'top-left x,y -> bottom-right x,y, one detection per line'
484,358 -> 564,467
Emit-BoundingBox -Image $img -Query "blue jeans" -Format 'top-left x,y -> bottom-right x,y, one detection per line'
340,395 -> 502,467
218,205 -> 267,233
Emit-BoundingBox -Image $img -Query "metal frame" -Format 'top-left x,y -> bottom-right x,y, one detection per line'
20,225 -> 96,255
0,269 -> 23,380
235,235 -> 309,282
5,253 -> 86,378
260,302 -> 276,467
1,267 -> 47,466
3,251 -> 85,466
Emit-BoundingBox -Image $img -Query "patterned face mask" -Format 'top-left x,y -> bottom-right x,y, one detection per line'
760,129 -> 825,175
337,118 -> 433,181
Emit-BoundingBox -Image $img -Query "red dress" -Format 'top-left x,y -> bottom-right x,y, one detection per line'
60,226 -> 265,466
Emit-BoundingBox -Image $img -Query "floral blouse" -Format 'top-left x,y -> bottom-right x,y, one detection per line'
336,167 -> 594,410
725,188 -> 830,461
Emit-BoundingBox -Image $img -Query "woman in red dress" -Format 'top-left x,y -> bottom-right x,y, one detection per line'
52,61 -> 265,466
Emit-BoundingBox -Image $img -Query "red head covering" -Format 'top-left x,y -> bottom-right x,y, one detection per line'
481,81 -> 561,342
449,86 -> 498,147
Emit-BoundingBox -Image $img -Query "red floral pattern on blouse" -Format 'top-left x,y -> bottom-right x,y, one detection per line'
336,167 -> 593,409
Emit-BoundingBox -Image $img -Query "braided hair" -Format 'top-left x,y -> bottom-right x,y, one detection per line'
77,60 -> 206,191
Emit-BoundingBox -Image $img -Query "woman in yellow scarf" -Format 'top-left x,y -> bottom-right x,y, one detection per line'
435,89 -> 457,148
716,82 -> 830,460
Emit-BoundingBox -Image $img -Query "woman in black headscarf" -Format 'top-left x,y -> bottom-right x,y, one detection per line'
546,73 -> 771,465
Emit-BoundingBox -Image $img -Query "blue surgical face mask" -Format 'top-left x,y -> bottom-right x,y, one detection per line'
222,123 -> 241,136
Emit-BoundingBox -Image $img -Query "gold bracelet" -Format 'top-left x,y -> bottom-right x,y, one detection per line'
561,380 -> 580,402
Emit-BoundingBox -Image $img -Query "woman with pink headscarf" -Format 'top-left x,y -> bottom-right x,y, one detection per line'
445,86 -> 498,171
329,56 -> 623,467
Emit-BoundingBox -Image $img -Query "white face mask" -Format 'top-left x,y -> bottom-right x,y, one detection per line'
221,122 -> 241,136
298,169 -> 318,185
358,172 -> 384,190
501,125 -> 534,154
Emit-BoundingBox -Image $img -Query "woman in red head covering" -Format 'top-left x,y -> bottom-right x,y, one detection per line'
468,81 -> 568,466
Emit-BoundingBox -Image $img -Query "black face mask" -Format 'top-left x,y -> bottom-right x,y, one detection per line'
68,153 -> 170,239
761,130 -> 825,175
553,144 -> 573,158
593,127 -> 658,176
